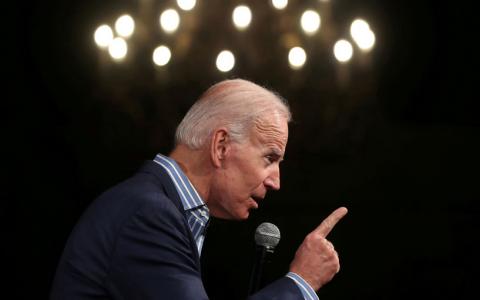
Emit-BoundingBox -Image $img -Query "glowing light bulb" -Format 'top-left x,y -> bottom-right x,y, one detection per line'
301,10 -> 321,35
232,5 -> 252,30
216,50 -> 235,72
160,9 -> 180,33
288,47 -> 307,69
108,37 -> 128,60
334,39 -> 353,63
177,0 -> 196,11
115,14 -> 135,38
271,0 -> 288,10
94,25 -> 114,48
153,45 -> 172,66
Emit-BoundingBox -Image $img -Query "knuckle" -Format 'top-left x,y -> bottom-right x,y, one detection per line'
306,232 -> 323,244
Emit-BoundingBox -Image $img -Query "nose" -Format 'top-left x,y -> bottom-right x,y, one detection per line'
264,166 -> 280,191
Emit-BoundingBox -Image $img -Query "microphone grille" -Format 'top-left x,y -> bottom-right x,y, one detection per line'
254,222 -> 281,249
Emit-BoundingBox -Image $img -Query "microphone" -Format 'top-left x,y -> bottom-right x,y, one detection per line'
248,222 -> 281,295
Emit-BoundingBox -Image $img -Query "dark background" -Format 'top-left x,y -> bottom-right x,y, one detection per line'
6,0 -> 479,299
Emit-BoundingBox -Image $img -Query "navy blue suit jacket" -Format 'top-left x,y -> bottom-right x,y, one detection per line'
50,161 -> 303,299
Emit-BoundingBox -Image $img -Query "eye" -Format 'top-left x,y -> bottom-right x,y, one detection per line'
265,153 -> 280,164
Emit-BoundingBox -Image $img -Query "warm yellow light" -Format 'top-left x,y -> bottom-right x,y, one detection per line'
288,47 -> 307,69
216,50 -> 235,72
301,10 -> 321,35
350,19 -> 375,51
271,0 -> 288,10
153,45 -> 172,66
356,29 -> 375,51
232,5 -> 252,30
350,19 -> 370,39
160,9 -> 180,33
177,0 -> 196,11
94,25 -> 114,48
334,39 -> 353,63
108,37 -> 128,60
115,14 -> 135,38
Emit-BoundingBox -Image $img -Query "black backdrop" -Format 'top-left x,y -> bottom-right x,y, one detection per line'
6,0 -> 479,299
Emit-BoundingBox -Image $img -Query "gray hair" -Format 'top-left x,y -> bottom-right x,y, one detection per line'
175,79 -> 291,149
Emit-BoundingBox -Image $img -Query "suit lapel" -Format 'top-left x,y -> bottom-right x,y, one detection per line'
137,160 -> 201,264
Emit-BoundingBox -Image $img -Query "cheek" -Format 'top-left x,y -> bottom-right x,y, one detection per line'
240,170 -> 265,191
224,156 -> 267,195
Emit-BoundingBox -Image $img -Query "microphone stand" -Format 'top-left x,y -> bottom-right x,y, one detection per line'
248,245 -> 273,295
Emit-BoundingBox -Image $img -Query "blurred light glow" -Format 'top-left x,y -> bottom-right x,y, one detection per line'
115,15 -> 135,38
160,9 -> 180,33
301,10 -> 321,35
355,29 -> 375,51
216,50 -> 235,72
271,0 -> 288,10
334,39 -> 353,63
108,37 -> 128,60
288,47 -> 307,69
350,19 -> 376,51
177,0 -> 196,11
350,19 -> 370,39
232,5 -> 252,30
94,25 -> 114,48
153,45 -> 172,66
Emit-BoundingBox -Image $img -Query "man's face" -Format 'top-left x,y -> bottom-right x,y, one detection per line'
209,114 -> 289,220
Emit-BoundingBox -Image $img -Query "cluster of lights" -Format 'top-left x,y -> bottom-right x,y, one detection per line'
94,1 -> 376,72
94,14 -> 135,61
331,18 -> 376,63
350,19 -> 376,51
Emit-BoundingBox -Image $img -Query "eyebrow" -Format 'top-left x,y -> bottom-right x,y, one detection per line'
268,148 -> 284,161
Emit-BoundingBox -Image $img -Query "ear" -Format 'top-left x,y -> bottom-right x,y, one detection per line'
210,128 -> 230,168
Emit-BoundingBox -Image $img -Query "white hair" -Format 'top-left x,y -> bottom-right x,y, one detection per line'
175,79 -> 291,149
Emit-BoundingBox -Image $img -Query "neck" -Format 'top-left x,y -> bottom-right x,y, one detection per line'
169,144 -> 212,205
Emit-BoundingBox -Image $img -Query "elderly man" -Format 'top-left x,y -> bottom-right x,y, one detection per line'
50,79 -> 347,300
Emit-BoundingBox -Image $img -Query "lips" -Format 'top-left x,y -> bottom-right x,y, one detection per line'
250,195 -> 264,209
252,195 -> 264,201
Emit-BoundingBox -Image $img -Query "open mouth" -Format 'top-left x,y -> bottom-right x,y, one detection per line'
250,196 -> 263,208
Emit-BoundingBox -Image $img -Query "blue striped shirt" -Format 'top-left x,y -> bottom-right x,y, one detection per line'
153,154 -> 318,300
153,154 -> 209,253
286,272 -> 319,300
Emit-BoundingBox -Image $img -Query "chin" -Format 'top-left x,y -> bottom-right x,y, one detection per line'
230,209 -> 251,221
237,212 -> 250,220
211,210 -> 249,221
228,211 -> 250,221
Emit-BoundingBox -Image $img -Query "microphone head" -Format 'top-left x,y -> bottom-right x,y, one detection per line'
254,222 -> 281,250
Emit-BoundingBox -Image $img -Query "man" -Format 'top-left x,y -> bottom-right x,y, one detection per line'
50,79 -> 347,299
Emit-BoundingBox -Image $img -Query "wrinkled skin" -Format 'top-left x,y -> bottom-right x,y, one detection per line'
208,113 -> 288,220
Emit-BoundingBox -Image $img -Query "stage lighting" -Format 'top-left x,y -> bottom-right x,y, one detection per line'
160,9 -> 180,33
288,47 -> 307,69
271,0 -> 288,10
177,0 -> 196,11
153,45 -> 172,66
301,10 -> 321,35
115,15 -> 135,38
108,37 -> 128,61
216,50 -> 235,72
334,39 -> 353,63
94,25 -> 114,48
232,5 -> 252,30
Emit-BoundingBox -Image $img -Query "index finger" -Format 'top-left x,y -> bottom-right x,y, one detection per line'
314,207 -> 348,238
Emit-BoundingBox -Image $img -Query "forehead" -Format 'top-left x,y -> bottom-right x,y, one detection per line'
251,114 -> 289,149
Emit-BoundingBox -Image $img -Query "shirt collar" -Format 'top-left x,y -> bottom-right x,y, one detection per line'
153,153 -> 207,211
